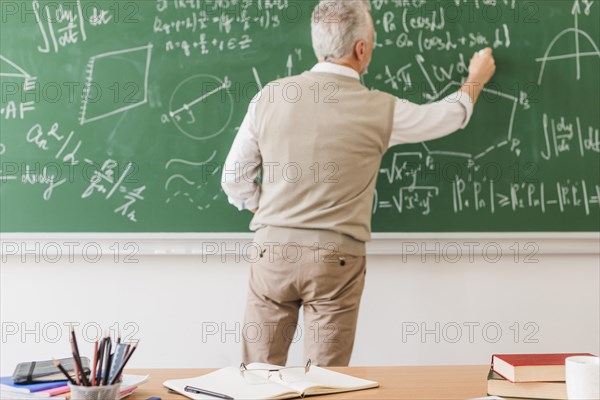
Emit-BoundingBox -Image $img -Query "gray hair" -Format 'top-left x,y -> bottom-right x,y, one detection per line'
311,0 -> 372,60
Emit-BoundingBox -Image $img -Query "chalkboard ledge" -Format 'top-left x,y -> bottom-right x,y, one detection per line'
1,232 -> 598,257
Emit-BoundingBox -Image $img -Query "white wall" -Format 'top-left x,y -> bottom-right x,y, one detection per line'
1,248 -> 599,374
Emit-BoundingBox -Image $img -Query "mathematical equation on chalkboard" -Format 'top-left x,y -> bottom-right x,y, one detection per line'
0,0 -> 598,228
375,111 -> 600,216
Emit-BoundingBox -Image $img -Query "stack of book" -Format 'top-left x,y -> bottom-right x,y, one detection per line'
487,353 -> 595,399
0,374 -> 149,400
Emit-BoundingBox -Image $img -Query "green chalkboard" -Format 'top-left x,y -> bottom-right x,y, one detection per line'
0,0 -> 598,233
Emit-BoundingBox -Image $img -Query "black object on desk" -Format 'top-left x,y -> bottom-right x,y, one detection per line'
185,385 -> 234,400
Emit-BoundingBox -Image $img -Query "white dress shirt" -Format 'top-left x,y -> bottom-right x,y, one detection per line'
222,62 -> 474,211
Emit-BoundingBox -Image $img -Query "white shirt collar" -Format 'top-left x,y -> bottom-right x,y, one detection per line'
311,62 -> 360,80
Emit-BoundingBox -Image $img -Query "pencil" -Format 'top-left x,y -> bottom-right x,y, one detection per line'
72,354 -> 81,386
91,340 -> 98,386
70,326 -> 89,386
69,325 -> 80,358
52,359 -> 77,385
69,325 -> 82,385
68,327 -> 80,385
73,351 -> 89,386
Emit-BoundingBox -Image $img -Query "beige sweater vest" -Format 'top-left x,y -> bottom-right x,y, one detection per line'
251,71 -> 396,255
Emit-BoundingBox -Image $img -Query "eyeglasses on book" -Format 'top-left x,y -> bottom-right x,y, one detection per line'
239,359 -> 312,384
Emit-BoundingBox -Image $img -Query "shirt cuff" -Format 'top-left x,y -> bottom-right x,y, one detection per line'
227,188 -> 260,212
242,189 -> 260,211
454,91 -> 474,129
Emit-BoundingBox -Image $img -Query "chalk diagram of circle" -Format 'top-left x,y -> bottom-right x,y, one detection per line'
168,74 -> 234,141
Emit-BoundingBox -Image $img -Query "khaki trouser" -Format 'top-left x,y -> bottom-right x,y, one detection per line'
242,245 -> 366,367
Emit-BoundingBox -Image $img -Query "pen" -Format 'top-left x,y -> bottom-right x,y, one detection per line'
109,342 -> 138,385
108,343 -> 128,384
184,385 -> 234,400
96,336 -> 106,385
102,337 -> 112,385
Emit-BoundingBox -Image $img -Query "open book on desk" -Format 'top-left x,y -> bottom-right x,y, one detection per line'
163,363 -> 378,400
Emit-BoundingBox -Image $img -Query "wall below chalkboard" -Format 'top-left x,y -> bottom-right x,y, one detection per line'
0,0 -> 598,232
1,232 -> 598,256
2,249 -> 599,371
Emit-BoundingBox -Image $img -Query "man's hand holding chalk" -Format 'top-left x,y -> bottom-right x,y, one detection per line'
458,47 -> 497,104
469,47 -> 496,86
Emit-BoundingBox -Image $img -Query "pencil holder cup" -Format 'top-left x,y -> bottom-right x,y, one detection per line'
68,383 -> 121,400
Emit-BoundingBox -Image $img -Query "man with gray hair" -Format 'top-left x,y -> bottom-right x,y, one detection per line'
223,0 -> 495,366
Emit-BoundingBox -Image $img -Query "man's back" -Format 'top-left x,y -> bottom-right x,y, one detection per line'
251,71 -> 396,249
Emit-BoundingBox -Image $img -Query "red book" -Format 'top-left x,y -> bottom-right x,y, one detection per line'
492,353 -> 595,383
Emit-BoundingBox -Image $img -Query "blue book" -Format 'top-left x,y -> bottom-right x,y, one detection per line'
0,377 -> 67,393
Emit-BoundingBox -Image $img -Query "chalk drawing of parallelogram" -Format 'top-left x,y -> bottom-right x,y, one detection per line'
79,44 -> 153,125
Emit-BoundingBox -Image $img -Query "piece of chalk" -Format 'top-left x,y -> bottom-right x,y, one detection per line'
479,49 -> 485,55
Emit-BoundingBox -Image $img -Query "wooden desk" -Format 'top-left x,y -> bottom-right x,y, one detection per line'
126,365 -> 490,400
